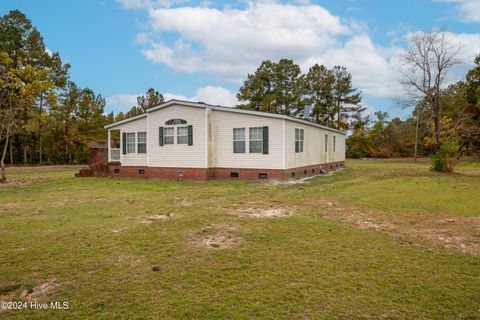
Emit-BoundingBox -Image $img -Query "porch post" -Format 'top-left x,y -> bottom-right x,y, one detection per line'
107,129 -> 111,162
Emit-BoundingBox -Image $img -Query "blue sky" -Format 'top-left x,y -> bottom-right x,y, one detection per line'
1,0 -> 480,119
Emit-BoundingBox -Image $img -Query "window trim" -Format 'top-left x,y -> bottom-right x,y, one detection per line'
233,128 -> 246,154
249,127 -> 263,154
325,134 -> 328,152
165,118 -> 187,125
177,126 -> 188,145
126,132 -> 136,154
137,131 -> 147,154
163,127 -> 175,145
295,128 -> 304,153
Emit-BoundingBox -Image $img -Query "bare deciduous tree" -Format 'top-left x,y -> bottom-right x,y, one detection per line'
400,30 -> 463,150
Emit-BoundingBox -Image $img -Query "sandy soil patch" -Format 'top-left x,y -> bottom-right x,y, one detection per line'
191,223 -> 242,249
21,279 -> 57,300
312,199 -> 480,255
51,197 -> 110,208
141,213 -> 173,224
270,170 -> 341,185
0,279 -> 57,307
112,255 -> 148,269
0,177 -> 54,187
176,200 -> 193,206
231,206 -> 292,218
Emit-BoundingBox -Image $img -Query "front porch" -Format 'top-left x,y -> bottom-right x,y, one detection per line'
108,129 -> 121,163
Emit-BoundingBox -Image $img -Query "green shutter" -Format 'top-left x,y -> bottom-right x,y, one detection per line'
122,132 -> 126,154
159,127 -> 164,146
263,126 -> 269,154
188,125 -> 193,146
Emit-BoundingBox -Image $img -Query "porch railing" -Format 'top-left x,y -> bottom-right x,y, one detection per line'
110,148 -> 120,162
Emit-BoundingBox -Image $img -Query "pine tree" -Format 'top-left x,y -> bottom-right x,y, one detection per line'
237,59 -> 305,116
305,64 -> 335,124
331,66 -> 362,129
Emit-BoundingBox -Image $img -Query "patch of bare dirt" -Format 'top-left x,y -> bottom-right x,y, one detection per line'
312,199 -> 480,255
141,213 -> 173,224
0,177 -> 54,187
51,197 -> 109,208
0,202 -> 21,212
112,255 -> 148,269
270,169 -> 342,185
231,206 -> 292,218
0,279 -> 57,306
191,223 -> 242,249
21,279 -> 57,301
176,200 -> 193,206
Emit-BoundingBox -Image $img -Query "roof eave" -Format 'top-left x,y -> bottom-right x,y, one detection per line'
104,113 -> 147,129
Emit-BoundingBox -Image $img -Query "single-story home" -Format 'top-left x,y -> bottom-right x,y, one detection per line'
103,99 -> 345,180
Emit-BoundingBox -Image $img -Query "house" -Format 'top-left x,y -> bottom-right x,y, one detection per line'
103,99 -> 345,181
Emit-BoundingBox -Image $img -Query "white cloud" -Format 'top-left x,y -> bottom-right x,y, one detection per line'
440,0 -> 480,23
123,0 -> 480,100
193,86 -> 238,106
141,1 -> 350,82
106,86 -> 238,112
303,35 -> 404,97
106,93 -> 140,111
116,0 -> 189,10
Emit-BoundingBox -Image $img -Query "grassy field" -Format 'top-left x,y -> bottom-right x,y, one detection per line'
0,160 -> 479,319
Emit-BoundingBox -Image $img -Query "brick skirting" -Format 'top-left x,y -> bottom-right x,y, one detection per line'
105,161 -> 345,181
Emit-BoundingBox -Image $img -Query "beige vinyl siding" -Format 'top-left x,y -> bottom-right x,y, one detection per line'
211,110 -> 284,169
118,117 -> 148,166
335,133 -> 346,162
285,119 -> 345,169
147,104 -> 207,168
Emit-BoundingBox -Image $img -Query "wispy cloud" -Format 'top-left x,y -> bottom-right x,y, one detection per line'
437,0 -> 480,23
106,86 -> 238,113
118,0 -> 480,100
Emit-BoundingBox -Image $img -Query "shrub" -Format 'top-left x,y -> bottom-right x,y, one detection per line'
431,141 -> 460,173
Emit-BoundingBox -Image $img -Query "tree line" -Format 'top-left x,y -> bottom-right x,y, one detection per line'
348,31 -> 479,171
0,10 -> 164,181
0,10 -> 108,178
236,59 -> 363,129
1,10 -> 478,181
347,64 -> 480,160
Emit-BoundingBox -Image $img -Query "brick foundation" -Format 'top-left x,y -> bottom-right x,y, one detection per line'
105,161 -> 345,181
75,142 -> 109,177
284,161 -> 345,180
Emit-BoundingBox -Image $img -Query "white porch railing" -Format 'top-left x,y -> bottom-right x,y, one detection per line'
110,148 -> 120,162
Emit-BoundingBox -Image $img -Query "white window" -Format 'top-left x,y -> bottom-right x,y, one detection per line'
126,132 -> 136,154
233,128 -> 246,153
295,128 -> 304,153
137,132 -> 147,153
164,127 -> 174,145
325,134 -> 328,152
177,126 -> 188,144
249,127 -> 263,153
333,135 -> 336,152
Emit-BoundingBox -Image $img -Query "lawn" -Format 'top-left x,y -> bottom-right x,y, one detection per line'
0,160 -> 479,319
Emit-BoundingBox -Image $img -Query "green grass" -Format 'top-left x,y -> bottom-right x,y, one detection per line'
0,161 -> 479,319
